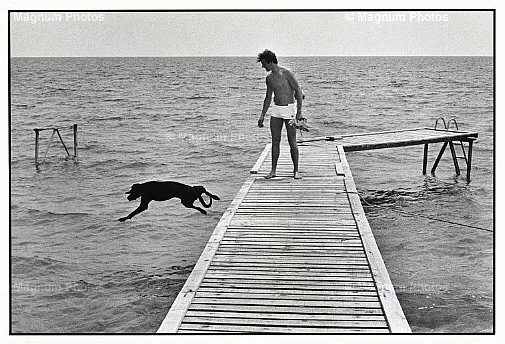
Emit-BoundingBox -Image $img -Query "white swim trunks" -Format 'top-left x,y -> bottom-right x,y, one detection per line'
270,104 -> 296,120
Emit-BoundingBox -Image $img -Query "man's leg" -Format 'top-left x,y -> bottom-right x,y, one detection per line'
266,117 -> 283,179
286,120 -> 301,179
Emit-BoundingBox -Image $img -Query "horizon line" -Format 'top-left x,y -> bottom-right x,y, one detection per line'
10,54 -> 493,58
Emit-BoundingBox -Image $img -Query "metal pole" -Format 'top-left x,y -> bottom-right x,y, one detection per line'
422,143 -> 428,175
431,142 -> 448,174
466,139 -> 474,181
73,124 -> 78,159
43,129 -> 57,159
448,141 -> 461,176
55,129 -> 71,157
34,129 -> 40,165
431,141 -> 448,175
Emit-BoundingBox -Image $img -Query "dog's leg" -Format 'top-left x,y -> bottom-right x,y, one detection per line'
118,200 -> 150,222
190,205 -> 207,215
182,199 -> 207,215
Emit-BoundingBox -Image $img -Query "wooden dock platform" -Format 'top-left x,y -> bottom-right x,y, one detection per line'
158,142 -> 411,333
301,127 -> 478,180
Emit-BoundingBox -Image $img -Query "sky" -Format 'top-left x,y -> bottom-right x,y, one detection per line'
9,10 -> 493,57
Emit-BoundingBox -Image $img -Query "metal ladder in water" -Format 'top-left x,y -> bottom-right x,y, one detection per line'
434,117 -> 470,175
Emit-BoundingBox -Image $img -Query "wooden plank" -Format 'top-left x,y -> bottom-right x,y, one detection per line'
196,287 -> 377,296
225,225 -> 358,230
212,255 -> 368,263
189,297 -> 381,309
215,248 -> 365,254
220,239 -> 363,246
199,281 -> 377,290
194,291 -> 379,302
199,282 -> 377,291
203,274 -> 373,282
222,235 -> 360,241
182,316 -> 388,328
207,266 -> 370,273
229,220 -> 357,226
205,270 -> 372,278
214,254 -> 367,260
178,323 -> 390,333
209,262 -> 368,269
188,303 -> 383,315
185,310 -> 385,321
223,230 -> 359,236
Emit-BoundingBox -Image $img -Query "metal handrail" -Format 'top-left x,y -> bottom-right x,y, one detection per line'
434,117 -> 447,130
446,118 -> 468,163
447,118 -> 460,131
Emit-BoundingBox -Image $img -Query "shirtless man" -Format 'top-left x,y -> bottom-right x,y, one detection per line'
257,49 -> 303,179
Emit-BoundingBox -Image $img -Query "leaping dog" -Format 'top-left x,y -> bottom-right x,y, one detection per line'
118,181 -> 220,222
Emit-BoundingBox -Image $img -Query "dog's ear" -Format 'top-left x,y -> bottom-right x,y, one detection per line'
193,186 -> 206,195
126,183 -> 140,194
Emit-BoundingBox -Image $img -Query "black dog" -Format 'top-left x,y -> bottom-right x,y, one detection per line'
118,181 -> 220,222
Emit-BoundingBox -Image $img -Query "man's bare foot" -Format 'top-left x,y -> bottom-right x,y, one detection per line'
264,171 -> 277,179
294,171 -> 302,179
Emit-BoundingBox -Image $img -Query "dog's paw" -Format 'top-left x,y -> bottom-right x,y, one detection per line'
211,195 -> 220,200
118,217 -> 127,222
200,209 -> 208,215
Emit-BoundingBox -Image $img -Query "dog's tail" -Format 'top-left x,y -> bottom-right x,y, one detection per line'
198,192 -> 220,208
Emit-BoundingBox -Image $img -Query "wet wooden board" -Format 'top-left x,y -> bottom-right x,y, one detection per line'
157,143 -> 411,334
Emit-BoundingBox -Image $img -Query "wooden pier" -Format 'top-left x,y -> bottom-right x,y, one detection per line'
301,127 -> 478,180
158,142 -> 411,333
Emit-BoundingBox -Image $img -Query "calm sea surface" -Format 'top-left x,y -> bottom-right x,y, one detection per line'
10,56 -> 493,333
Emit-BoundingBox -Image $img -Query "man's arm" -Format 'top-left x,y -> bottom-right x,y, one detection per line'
259,79 -> 273,127
286,71 -> 303,119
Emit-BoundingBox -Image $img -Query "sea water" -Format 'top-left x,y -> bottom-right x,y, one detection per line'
10,56 -> 493,333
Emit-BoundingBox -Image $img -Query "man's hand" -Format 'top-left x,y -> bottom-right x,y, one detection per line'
258,114 -> 265,127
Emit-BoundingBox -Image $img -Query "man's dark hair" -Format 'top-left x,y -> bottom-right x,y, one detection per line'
257,49 -> 278,64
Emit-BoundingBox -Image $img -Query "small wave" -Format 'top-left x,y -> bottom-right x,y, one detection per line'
361,188 -> 420,206
13,104 -> 36,108
99,265 -> 195,293
102,98 -> 128,102
91,116 -> 124,122
15,205 -> 93,218
79,143 -> 105,151
12,255 -> 70,275
186,96 -> 217,100
122,161 -> 151,169
360,181 -> 468,207
389,80 -> 409,87
41,87 -> 77,95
